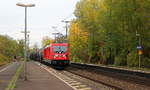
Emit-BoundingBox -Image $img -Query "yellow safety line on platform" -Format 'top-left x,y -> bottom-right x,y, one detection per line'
5,62 -> 24,90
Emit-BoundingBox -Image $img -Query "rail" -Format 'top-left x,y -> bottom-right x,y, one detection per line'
66,62 -> 150,90
71,62 -> 150,78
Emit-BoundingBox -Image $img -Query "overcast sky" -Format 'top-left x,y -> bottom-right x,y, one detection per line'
0,0 -> 79,47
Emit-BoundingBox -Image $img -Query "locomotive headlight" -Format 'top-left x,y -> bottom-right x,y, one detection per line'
63,55 -> 66,58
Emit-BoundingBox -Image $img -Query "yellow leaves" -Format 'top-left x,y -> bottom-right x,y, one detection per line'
84,0 -> 99,22
42,36 -> 54,47
99,0 -> 107,11
75,0 -> 107,28
69,22 -> 88,48
68,22 -> 89,61
69,22 -> 87,41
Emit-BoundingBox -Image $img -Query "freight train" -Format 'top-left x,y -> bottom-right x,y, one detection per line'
30,43 -> 69,67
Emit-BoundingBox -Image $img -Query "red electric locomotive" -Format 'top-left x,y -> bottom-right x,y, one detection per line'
43,43 -> 69,66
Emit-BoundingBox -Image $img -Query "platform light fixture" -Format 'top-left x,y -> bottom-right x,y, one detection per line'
16,2 -> 35,80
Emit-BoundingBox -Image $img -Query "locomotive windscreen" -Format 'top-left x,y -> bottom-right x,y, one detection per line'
53,46 -> 67,53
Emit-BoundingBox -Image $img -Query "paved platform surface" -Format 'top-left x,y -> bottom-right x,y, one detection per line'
0,62 -> 20,90
14,61 -> 73,90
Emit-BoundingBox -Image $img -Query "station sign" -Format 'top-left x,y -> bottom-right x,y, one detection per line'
136,46 -> 143,50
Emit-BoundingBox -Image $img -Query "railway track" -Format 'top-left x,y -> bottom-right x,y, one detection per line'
70,63 -> 150,78
64,62 -> 150,90
40,61 -> 150,90
65,69 -> 122,90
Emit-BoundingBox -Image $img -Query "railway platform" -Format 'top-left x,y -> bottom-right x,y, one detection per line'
0,62 -> 20,90
14,61 -> 73,90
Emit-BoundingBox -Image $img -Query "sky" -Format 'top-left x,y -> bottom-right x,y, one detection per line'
0,0 -> 79,47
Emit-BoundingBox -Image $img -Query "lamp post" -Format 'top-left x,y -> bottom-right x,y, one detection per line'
136,31 -> 142,68
16,3 -> 35,80
21,31 -> 30,61
27,34 -> 30,60
61,20 -> 70,39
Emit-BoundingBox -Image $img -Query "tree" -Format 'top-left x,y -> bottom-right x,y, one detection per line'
17,40 -> 24,57
71,0 -> 150,67
0,35 -> 24,64
42,36 -> 54,47
69,21 -> 88,62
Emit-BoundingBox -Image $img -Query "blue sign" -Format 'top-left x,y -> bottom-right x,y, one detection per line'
136,46 -> 143,50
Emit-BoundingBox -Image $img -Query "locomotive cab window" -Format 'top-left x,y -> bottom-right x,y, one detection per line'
53,46 -> 67,53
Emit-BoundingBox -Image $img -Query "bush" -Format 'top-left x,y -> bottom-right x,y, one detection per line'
127,51 -> 139,67
72,56 -> 82,62
0,54 -> 9,65
142,57 -> 150,68
114,56 -> 126,66
114,49 -> 127,66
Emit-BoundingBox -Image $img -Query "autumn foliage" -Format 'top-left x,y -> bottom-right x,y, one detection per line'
42,36 -> 54,47
69,0 -> 150,67
69,21 -> 88,62
0,35 -> 24,65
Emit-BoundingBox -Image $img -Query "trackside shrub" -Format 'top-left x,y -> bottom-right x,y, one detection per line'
127,51 -> 138,67
114,56 -> 126,66
0,54 -> 9,64
142,57 -> 150,68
